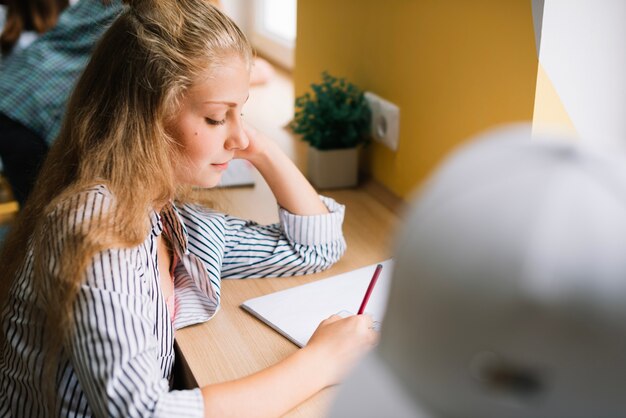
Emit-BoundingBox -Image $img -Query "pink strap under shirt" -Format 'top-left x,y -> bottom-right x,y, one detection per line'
166,250 -> 179,325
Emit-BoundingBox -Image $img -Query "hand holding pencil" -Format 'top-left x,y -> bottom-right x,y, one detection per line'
305,264 -> 383,385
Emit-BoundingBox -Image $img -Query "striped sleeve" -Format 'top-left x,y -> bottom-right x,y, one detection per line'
220,195 -> 347,279
69,248 -> 204,418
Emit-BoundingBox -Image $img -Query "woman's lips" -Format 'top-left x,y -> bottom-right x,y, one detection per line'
211,161 -> 230,170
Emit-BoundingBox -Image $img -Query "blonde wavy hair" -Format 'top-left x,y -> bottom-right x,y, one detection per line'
0,0 -> 251,400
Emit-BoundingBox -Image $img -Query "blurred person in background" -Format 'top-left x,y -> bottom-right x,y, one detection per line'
1,0 -> 70,57
0,0 -> 122,206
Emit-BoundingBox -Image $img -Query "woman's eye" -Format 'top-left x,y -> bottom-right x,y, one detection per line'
205,117 -> 226,126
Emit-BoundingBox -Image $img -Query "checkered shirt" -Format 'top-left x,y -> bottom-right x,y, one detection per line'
0,0 -> 122,144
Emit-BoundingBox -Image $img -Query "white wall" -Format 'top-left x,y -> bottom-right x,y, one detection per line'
536,0 -> 626,153
221,0 -> 253,35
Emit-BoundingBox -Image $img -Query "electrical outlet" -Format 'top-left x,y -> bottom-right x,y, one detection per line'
364,91 -> 400,151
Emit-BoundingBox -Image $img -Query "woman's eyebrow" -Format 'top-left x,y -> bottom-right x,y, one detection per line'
203,95 -> 250,107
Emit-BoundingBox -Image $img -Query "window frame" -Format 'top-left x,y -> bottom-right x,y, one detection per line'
249,0 -> 296,70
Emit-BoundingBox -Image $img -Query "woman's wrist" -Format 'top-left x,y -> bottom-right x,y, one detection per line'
239,125 -> 328,215
299,343 -> 336,389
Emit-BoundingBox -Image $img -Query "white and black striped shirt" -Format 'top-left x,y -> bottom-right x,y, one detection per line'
0,185 -> 347,417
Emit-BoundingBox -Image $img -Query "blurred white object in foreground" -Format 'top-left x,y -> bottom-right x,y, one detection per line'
330,124 -> 626,418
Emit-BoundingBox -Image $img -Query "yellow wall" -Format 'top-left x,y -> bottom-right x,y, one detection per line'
295,0 -> 538,198
531,63 -> 577,138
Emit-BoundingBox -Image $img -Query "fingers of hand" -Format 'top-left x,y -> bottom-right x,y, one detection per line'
324,313 -> 343,323
338,314 -> 376,342
317,314 -> 378,347
356,315 -> 379,345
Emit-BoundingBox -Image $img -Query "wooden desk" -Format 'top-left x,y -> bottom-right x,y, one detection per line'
175,70 -> 403,417
176,175 -> 400,417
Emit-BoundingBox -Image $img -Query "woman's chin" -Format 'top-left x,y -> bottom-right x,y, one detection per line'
180,174 -> 222,189
196,178 -> 221,189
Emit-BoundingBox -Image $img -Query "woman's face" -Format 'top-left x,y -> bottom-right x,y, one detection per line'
169,55 -> 250,188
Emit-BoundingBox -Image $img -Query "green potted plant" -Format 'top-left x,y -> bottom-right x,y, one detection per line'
291,72 -> 371,188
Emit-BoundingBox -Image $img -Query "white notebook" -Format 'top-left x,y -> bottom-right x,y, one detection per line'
241,260 -> 394,347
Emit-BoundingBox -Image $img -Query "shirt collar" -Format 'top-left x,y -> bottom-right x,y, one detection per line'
149,203 -> 190,256
149,209 -> 163,237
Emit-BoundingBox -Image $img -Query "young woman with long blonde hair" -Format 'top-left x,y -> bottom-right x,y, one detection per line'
0,1 -> 376,416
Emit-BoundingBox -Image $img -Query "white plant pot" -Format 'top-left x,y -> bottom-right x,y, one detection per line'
307,147 -> 359,189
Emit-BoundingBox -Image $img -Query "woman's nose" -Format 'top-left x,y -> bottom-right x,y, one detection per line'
225,117 -> 249,151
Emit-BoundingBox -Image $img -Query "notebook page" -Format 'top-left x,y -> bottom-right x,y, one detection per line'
241,260 -> 394,347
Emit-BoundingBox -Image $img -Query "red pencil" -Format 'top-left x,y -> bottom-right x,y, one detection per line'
357,264 -> 383,314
